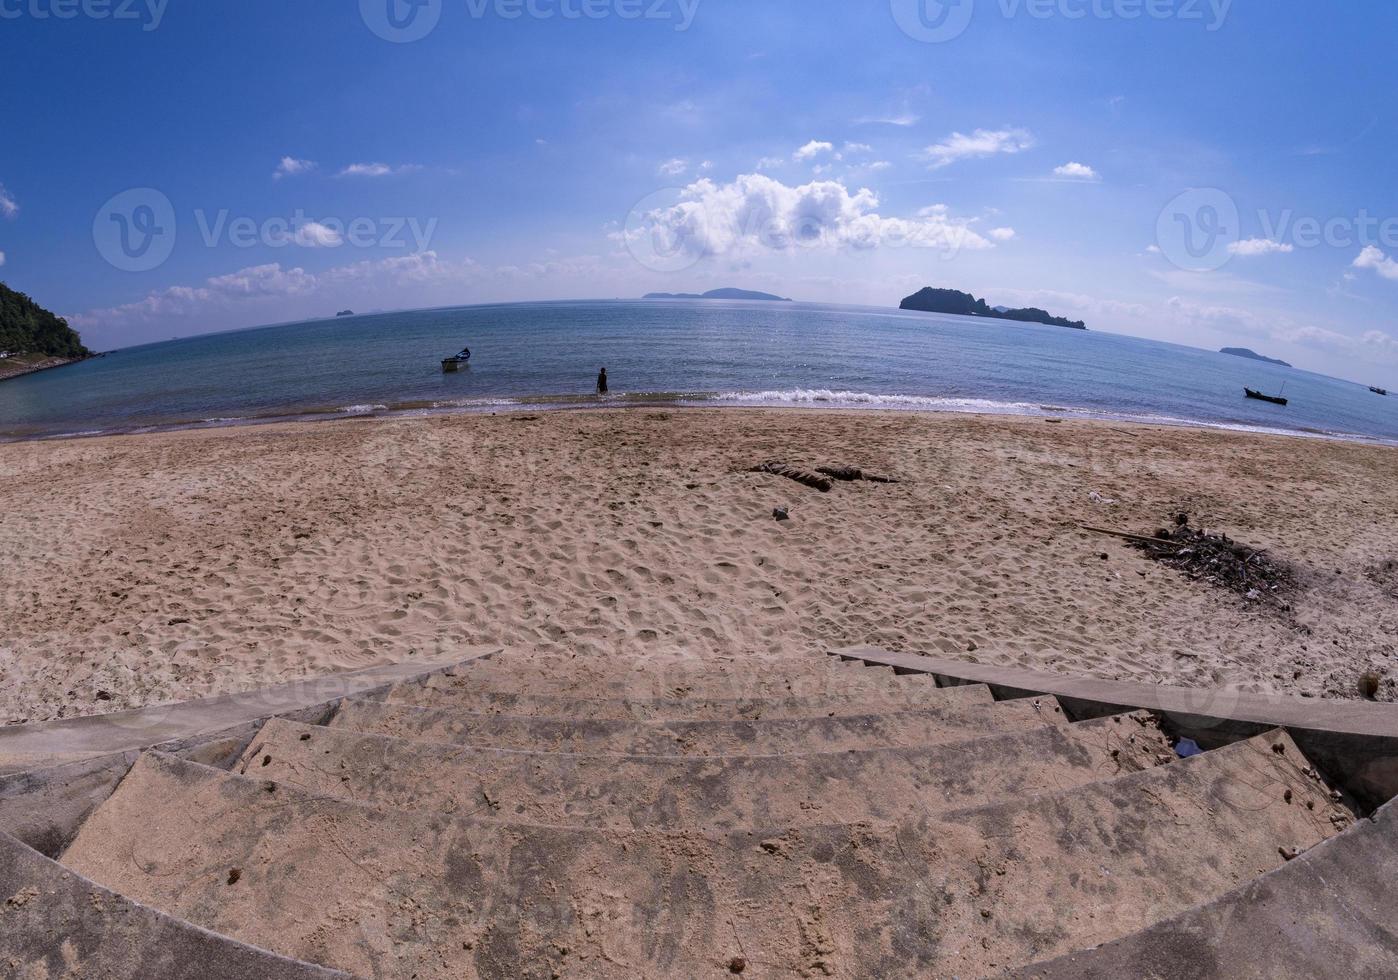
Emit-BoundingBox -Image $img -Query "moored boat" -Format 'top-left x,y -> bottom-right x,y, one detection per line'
442,347 -> 472,372
1244,387 -> 1288,406
1370,386 -> 1389,396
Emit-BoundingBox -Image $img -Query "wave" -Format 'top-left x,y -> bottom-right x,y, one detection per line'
708,389 -> 1049,413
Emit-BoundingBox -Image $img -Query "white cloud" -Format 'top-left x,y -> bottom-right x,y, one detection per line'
68,252 -> 478,330
989,227 -> 1016,241
1354,245 -> 1398,281
921,128 -> 1035,169
294,221 -> 344,248
843,142 -> 874,154
854,113 -> 919,127
700,160 -> 714,171
0,183 -> 17,219
657,158 -> 688,178
273,156 -> 317,180
0,251 -> 5,266
1228,238 -> 1294,257
1146,244 -> 1162,254
1052,161 -> 1100,181
755,156 -> 785,171
616,173 -> 997,262
794,140 -> 836,162
339,162 -> 422,178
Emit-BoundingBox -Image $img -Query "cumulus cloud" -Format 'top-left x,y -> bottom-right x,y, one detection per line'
273,156 -> 317,180
67,252 -> 476,330
0,183 -> 17,219
989,227 -> 1016,241
617,173 -> 997,263
794,140 -> 836,162
921,128 -> 1035,169
339,162 -> 422,178
1354,245 -> 1398,281
294,221 -> 344,248
1227,238 -> 1294,257
657,158 -> 688,178
843,142 -> 874,154
1052,161 -> 1099,181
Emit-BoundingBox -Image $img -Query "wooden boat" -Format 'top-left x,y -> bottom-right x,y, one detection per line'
441,347 -> 471,372
1370,386 -> 1389,396
1244,387 -> 1288,406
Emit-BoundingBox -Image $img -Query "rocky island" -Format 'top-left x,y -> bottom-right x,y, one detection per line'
1221,347 -> 1291,368
643,288 -> 792,302
0,282 -> 91,382
899,287 -> 1087,330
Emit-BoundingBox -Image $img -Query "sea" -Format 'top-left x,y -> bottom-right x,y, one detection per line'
1,299 -> 1395,445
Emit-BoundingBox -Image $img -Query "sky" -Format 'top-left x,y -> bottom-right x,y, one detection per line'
1,0 -> 1397,383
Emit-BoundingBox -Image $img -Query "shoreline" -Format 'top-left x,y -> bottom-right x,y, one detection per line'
4,391 -> 1396,450
0,353 -> 90,384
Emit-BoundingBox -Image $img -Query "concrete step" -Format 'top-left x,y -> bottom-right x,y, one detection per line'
332,688 -> 1069,757
239,712 -> 1172,829
379,672 -> 1017,721
1013,795 -> 1397,980
59,732 -> 1350,978
444,657 -> 931,700
0,828 -> 348,979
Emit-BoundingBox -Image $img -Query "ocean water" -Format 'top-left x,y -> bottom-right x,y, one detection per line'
1,299 -> 1395,444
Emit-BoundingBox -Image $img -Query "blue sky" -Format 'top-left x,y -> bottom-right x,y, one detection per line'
1,0 -> 1396,382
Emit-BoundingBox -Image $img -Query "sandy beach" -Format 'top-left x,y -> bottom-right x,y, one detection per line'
2,408 -> 1396,725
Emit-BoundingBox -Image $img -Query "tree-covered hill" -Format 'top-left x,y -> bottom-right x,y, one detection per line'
0,281 -> 89,358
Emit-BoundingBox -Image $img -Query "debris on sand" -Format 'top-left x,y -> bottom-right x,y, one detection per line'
750,462 -> 834,492
1082,518 -> 1294,608
750,462 -> 898,491
815,465 -> 899,484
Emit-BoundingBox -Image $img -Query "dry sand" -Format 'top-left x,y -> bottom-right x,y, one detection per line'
2,408 -> 1396,724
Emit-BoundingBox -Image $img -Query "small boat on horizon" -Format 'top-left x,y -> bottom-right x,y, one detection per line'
1370,386 -> 1389,396
1244,387 -> 1288,407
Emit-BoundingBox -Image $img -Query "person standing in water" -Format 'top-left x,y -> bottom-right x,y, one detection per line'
597,368 -> 608,395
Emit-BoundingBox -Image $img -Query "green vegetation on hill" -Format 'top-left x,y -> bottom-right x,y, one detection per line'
0,281 -> 89,358
899,287 -> 1087,330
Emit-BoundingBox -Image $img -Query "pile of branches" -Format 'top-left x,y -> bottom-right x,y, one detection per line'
1086,516 -> 1293,607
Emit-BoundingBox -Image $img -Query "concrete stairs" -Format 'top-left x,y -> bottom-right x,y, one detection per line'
1,650 -> 1382,978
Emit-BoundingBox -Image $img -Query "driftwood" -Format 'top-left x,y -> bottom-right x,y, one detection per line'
1080,525 -> 1186,548
816,466 -> 899,484
750,462 -> 834,492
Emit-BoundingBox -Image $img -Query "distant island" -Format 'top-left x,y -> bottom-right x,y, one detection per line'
0,281 -> 91,382
336,310 -> 355,317
899,287 -> 1087,330
643,288 -> 792,302
1221,347 -> 1291,368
